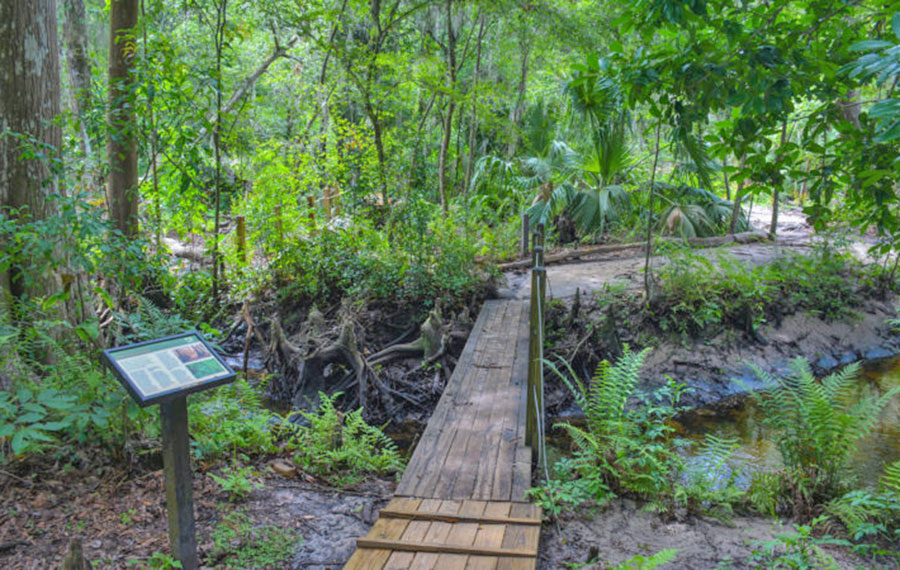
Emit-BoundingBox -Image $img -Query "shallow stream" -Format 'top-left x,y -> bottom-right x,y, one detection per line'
546,357 -> 900,490
676,356 -> 900,487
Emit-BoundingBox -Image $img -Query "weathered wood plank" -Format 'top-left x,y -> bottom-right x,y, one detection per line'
496,503 -> 542,570
396,302 -> 498,497
408,500 -> 461,568
434,500 -> 486,569
345,516 -> 411,570
355,539 -> 536,558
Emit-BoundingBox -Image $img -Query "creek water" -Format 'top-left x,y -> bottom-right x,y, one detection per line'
677,357 -> 900,487
548,356 -> 900,489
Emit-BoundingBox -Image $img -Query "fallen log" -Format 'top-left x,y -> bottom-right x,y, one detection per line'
496,231 -> 769,270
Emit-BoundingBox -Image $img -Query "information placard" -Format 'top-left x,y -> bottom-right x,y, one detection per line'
102,332 -> 235,406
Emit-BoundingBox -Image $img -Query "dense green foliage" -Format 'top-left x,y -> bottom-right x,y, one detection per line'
654,244 -> 860,339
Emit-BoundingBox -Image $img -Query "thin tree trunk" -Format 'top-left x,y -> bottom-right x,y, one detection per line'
212,0 -> 227,297
506,37 -> 530,159
644,123 -> 662,301
729,154 -> 747,234
769,121 -> 788,239
107,0 -> 140,238
62,0 -> 93,167
463,14 -> 485,194
438,0 -> 457,214
139,0 -> 161,247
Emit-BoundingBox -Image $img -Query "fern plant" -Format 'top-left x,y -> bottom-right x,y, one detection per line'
677,434 -> 743,518
825,460 -> 900,560
288,392 -> 404,485
746,358 -> 900,515
547,347 -> 690,505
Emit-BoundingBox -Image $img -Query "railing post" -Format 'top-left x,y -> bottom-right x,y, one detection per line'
526,222 -> 546,463
521,213 -> 530,258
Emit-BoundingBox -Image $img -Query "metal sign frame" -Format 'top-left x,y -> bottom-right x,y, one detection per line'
101,331 -> 236,407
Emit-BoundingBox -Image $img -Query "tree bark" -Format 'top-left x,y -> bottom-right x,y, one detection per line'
463,14 -> 486,194
62,0 -> 93,164
107,0 -> 139,238
506,36 -> 530,159
0,0 -> 63,304
437,0 -> 457,213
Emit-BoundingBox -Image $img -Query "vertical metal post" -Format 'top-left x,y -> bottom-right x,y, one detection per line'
160,396 -> 198,570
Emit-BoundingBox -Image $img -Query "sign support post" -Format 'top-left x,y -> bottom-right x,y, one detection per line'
161,395 -> 198,570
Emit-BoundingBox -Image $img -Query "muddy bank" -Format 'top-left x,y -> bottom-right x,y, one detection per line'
639,300 -> 900,407
538,499 -> 863,569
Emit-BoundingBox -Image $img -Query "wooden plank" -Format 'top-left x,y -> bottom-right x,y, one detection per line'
496,503 -> 542,570
441,302 -> 517,499
472,304 -> 523,501
465,555 -> 500,570
496,303 -> 531,501
345,516 -> 411,570
408,499 -> 461,568
434,500 -> 487,570
511,445 -> 532,503
396,302 -> 498,497
376,509 -> 540,526
383,498 -> 430,569
355,539 -> 537,558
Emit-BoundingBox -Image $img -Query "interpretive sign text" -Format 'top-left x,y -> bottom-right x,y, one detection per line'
102,332 -> 235,407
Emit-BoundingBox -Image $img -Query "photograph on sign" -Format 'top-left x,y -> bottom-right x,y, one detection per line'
103,332 -> 235,406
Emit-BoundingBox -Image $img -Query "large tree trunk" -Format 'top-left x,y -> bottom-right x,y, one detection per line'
0,0 -> 64,305
437,0 -> 457,214
107,0 -> 139,238
62,0 -> 93,165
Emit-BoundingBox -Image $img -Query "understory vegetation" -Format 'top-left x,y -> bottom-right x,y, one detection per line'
532,349 -> 900,566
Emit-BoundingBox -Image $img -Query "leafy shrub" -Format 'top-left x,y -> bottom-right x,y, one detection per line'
747,516 -> 846,569
287,392 -> 404,485
744,358 -> 900,517
655,246 -> 859,339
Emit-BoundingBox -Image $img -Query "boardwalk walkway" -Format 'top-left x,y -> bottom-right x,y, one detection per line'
345,299 -> 541,569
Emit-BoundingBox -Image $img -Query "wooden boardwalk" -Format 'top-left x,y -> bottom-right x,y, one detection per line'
345,299 -> 541,569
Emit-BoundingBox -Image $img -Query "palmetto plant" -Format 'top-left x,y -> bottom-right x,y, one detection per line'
656,183 -> 749,238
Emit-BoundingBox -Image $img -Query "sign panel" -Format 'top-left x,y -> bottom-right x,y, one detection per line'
102,332 -> 236,406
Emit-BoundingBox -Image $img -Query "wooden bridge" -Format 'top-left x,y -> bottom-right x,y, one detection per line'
344,297 -> 544,569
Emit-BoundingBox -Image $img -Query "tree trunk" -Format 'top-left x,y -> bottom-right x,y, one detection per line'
107,0 -> 139,238
437,0 -> 457,214
506,38 -> 530,159
62,0 -> 93,165
463,14 -> 486,194
769,121 -> 788,239
0,0 -> 63,305
212,0 -> 226,298
729,154 -> 747,234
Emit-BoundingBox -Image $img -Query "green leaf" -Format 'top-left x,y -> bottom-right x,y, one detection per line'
893,13 -> 900,41
11,430 -> 27,454
875,119 -> 900,142
849,40 -> 894,52
0,424 -> 14,438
